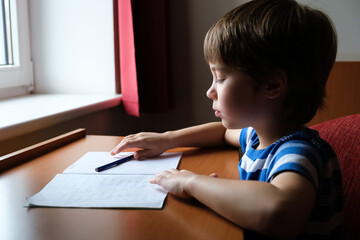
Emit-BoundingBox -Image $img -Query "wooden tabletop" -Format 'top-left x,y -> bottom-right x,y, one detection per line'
0,135 -> 243,240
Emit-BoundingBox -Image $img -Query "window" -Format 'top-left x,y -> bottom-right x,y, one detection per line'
0,0 -> 13,65
0,0 -> 33,99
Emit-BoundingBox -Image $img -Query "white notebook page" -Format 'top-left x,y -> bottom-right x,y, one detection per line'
26,152 -> 182,208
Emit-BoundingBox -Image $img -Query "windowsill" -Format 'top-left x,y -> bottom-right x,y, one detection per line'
0,93 -> 122,142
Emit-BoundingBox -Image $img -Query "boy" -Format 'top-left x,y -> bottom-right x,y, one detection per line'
111,0 -> 343,239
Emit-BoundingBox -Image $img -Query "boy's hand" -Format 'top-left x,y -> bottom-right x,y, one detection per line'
149,169 -> 219,198
110,132 -> 172,159
149,169 -> 195,198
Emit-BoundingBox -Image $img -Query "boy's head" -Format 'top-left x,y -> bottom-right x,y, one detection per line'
204,0 -> 337,124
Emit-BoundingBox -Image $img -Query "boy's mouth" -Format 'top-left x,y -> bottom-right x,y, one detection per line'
214,110 -> 221,117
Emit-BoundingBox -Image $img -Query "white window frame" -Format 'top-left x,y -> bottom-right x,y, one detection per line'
0,0 -> 33,99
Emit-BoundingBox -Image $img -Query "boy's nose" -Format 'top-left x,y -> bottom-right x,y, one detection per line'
206,85 -> 217,100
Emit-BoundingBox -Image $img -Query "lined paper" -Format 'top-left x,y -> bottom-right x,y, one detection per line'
63,152 -> 182,175
26,152 -> 182,208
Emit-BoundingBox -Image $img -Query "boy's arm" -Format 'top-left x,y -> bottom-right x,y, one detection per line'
168,122 -> 240,148
151,170 -> 315,239
111,122 -> 240,158
166,122 -> 228,148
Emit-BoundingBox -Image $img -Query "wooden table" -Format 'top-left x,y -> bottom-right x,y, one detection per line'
1,134 -> 243,240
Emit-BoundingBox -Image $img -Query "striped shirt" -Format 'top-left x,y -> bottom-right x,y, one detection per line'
239,127 -> 343,239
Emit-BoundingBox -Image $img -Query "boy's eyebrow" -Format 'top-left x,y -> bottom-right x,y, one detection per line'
210,65 -> 230,74
209,64 -> 226,71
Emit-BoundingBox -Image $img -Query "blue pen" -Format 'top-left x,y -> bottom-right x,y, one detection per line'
95,154 -> 134,172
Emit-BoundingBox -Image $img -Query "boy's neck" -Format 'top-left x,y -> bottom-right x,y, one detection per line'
254,120 -> 304,150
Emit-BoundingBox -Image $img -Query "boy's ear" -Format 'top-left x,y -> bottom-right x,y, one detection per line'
264,69 -> 287,99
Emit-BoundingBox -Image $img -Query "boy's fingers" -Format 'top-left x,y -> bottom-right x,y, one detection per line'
112,143 -> 164,159
135,149 -> 165,160
110,145 -> 129,155
111,138 -> 143,155
134,149 -> 153,160
209,173 -> 219,178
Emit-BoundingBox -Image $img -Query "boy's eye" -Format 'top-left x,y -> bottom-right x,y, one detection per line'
215,79 -> 225,84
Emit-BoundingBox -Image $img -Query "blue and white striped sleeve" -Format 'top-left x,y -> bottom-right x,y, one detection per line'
268,141 -> 320,189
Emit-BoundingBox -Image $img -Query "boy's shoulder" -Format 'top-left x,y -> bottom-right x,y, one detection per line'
239,127 -> 338,180
240,126 -> 335,156
274,127 -> 337,162
239,126 -> 340,187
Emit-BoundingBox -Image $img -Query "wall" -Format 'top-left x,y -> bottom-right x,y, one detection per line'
27,0 -> 239,139
298,0 -> 360,61
309,62 -> 360,126
17,0 -> 360,153
30,0 -> 115,94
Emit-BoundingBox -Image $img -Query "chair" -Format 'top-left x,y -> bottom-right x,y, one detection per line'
311,113 -> 360,240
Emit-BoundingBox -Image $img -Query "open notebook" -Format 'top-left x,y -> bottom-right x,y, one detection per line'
26,152 -> 182,209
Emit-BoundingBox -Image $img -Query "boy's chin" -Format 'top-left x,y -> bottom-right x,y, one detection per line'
221,120 -> 238,129
221,119 -> 248,130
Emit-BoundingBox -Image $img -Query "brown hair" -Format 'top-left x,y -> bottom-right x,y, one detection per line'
204,0 -> 337,124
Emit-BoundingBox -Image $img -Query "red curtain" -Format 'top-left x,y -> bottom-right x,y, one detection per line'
113,0 -> 173,116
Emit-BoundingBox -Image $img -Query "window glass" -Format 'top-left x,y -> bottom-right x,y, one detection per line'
1,0 -> 9,65
0,0 -> 33,98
